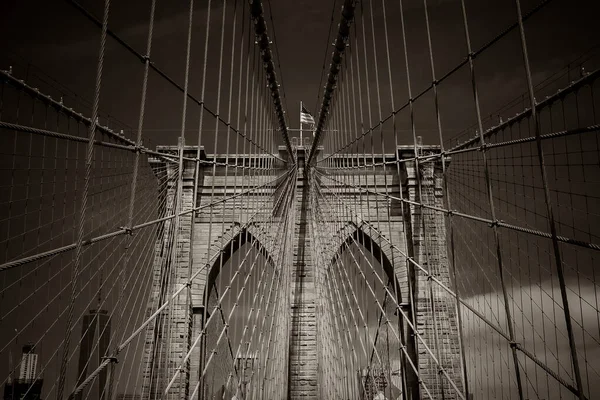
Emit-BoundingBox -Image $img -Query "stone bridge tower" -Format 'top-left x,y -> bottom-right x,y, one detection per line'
141,144 -> 463,399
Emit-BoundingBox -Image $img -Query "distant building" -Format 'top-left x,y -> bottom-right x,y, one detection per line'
76,309 -> 111,400
19,345 -> 38,381
3,345 -> 43,400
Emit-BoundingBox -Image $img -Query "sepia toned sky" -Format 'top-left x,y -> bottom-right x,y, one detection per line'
0,0 -> 597,148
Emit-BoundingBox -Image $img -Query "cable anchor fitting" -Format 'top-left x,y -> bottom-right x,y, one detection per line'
120,226 -> 134,236
102,356 -> 119,364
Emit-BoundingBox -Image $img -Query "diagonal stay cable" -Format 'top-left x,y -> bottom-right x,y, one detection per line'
313,181 -> 465,399
0,168 -> 292,272
314,169 -> 600,252
314,175 -> 585,398
68,170 -> 295,398
164,170 -> 295,393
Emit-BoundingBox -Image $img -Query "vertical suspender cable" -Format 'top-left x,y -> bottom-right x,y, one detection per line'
56,1 -> 110,398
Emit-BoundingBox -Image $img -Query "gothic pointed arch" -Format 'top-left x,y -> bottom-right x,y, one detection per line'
322,219 -> 420,398
324,220 -> 412,305
202,221 -> 278,304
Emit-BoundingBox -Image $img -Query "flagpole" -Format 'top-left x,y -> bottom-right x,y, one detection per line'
300,100 -> 303,147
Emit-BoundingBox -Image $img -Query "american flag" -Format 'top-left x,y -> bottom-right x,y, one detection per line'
300,104 -> 315,125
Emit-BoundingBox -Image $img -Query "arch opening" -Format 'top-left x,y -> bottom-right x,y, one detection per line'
322,225 -> 413,400
199,225 -> 280,399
